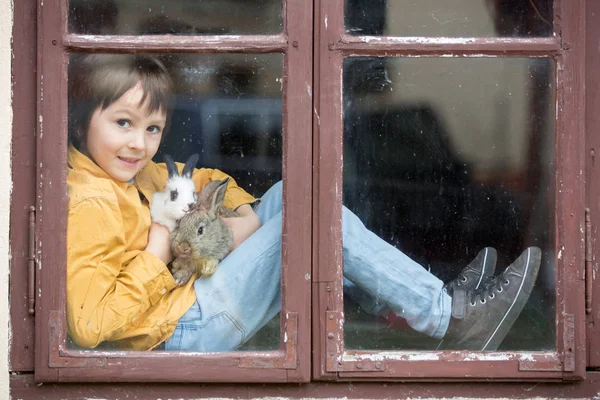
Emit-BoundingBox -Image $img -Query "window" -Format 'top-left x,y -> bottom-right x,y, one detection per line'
9,0 -> 591,388
313,0 -> 585,380
31,0 -> 313,383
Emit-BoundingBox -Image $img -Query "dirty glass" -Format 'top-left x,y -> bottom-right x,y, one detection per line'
66,53 -> 282,351
345,0 -> 553,37
342,57 -> 555,351
69,0 -> 282,35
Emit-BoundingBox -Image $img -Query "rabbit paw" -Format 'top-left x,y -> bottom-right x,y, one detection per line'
199,258 -> 219,276
172,268 -> 194,286
170,258 -> 195,286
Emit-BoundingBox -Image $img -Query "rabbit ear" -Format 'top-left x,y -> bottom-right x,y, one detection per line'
209,178 -> 230,213
181,153 -> 199,179
196,178 -> 230,216
164,154 -> 179,179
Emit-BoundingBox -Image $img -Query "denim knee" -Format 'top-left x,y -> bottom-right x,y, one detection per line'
256,180 -> 283,224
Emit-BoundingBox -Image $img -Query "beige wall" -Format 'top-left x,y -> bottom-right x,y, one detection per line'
375,1 -> 545,173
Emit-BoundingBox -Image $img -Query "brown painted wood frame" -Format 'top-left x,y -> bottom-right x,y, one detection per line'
313,0 -> 587,381
10,0 -> 37,372
11,372 -> 600,400
33,0 -> 313,383
585,0 -> 600,368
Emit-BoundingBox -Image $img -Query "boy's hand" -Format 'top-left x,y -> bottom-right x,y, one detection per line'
222,204 -> 261,250
146,223 -> 173,265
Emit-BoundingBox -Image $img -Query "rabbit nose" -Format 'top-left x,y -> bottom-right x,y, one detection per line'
173,241 -> 191,256
188,203 -> 195,210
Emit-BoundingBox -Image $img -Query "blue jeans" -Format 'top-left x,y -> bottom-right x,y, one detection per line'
165,181 -> 451,351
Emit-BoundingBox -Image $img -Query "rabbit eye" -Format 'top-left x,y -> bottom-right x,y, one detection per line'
197,226 -> 204,235
170,189 -> 178,201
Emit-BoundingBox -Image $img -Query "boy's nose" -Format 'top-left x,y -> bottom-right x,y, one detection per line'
128,131 -> 146,150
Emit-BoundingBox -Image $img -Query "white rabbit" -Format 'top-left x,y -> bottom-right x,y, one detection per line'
150,153 -> 199,232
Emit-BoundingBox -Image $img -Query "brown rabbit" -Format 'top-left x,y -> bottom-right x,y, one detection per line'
169,178 -> 239,285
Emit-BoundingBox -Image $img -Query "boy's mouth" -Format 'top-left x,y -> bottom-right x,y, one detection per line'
118,156 -> 141,166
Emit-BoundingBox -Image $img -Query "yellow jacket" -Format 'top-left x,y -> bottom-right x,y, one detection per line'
66,146 -> 256,350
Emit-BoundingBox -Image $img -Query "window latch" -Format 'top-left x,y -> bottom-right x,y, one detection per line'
28,206 -> 36,315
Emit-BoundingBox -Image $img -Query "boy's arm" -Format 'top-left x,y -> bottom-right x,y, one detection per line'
192,169 -> 261,249
67,197 -> 175,349
221,204 -> 262,250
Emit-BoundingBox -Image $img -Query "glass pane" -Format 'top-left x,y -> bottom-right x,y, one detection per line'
345,0 -> 553,37
66,53 -> 282,352
342,57 -> 555,351
69,0 -> 282,35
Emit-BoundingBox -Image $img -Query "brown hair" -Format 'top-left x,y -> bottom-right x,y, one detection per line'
68,54 -> 174,150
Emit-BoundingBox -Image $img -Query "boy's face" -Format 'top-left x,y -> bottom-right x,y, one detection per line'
82,83 -> 167,182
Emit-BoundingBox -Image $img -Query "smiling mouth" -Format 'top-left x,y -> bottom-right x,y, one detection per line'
118,156 -> 140,165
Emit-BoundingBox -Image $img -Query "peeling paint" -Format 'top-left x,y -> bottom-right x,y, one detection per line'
558,246 -> 564,259
38,114 -> 43,138
343,351 -> 555,362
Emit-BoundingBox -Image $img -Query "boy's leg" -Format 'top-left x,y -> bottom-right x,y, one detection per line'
253,180 -> 284,224
342,203 -> 542,350
165,182 -> 284,352
343,277 -> 389,317
341,206 -> 452,339
343,247 -> 497,321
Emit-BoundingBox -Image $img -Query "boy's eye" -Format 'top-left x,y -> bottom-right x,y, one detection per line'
148,125 -> 162,134
197,226 -> 204,235
116,119 -> 131,128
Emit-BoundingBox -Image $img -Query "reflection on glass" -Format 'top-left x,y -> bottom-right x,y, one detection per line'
158,54 -> 283,197
342,57 -> 555,351
345,0 -> 553,37
66,53 -> 282,351
69,0 -> 282,35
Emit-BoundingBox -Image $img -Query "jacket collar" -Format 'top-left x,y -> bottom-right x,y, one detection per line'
68,145 -> 109,178
68,144 -> 164,196
68,145 -> 134,189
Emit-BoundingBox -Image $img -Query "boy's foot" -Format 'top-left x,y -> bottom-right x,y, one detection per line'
444,247 -> 497,296
436,247 -> 497,349
440,247 -> 542,351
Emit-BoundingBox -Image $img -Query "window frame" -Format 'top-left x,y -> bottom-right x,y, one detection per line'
312,0 -> 587,381
585,0 -> 600,369
10,0 -> 37,373
33,0 -> 313,383
13,0 -> 594,387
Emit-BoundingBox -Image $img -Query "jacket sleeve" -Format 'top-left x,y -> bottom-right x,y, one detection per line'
191,168 -> 257,210
66,196 -> 176,349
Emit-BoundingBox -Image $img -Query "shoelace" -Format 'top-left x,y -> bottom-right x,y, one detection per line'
469,274 -> 510,306
445,273 -> 468,297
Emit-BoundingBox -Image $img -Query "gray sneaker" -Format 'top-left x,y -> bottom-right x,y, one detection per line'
444,247 -> 497,296
440,247 -> 542,351
436,247 -> 497,349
